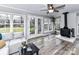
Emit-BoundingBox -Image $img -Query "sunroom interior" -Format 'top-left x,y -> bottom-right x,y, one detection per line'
0,4 -> 79,55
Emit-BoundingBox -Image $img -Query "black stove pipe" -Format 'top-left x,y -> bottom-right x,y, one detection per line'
63,12 -> 69,28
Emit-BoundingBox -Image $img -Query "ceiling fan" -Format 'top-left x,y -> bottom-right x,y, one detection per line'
40,4 -> 65,14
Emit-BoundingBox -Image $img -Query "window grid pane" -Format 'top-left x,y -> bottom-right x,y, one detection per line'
30,17 -> 35,34
0,14 -> 10,33
13,15 -> 24,32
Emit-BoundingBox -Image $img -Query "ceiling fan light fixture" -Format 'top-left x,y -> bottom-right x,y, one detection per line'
49,6 -> 52,9
48,10 -> 54,13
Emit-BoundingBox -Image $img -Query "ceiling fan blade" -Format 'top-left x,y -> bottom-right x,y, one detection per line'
54,9 -> 59,12
55,5 -> 65,9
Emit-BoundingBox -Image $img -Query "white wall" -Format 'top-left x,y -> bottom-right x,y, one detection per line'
67,12 -> 77,37
60,14 -> 64,28
76,16 -> 79,36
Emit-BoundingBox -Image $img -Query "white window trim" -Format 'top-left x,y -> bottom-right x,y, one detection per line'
27,14 -> 53,39
0,11 -> 25,40
43,18 -> 49,33
49,18 -> 53,32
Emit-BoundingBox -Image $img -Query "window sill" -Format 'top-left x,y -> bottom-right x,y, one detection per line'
27,34 -> 49,40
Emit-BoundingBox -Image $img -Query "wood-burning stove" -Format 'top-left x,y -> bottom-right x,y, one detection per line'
60,12 -> 71,38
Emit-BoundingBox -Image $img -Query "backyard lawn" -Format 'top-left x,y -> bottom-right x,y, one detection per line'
0,27 -> 24,33
13,27 -> 24,32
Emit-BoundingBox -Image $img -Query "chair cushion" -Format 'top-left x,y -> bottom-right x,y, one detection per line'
0,40 -> 6,49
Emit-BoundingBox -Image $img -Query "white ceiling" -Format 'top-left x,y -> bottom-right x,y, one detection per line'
0,4 -> 79,17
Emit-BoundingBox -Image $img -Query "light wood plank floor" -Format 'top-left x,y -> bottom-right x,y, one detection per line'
39,39 -> 79,55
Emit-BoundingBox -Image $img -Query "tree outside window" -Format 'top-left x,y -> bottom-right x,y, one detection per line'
13,15 -> 24,32
0,14 -> 10,33
30,17 -> 35,34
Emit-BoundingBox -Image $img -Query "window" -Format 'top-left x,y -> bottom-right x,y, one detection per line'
13,15 -> 24,32
30,17 -> 35,34
49,19 -> 53,30
55,18 -> 60,30
38,18 -> 41,34
43,19 -> 49,32
0,14 -> 10,33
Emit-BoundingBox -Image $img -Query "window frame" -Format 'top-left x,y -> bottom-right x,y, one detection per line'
0,14 -> 11,33
49,18 -> 53,31
37,17 -> 43,34
12,14 -> 24,39
43,18 -> 49,33
13,15 -> 24,33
